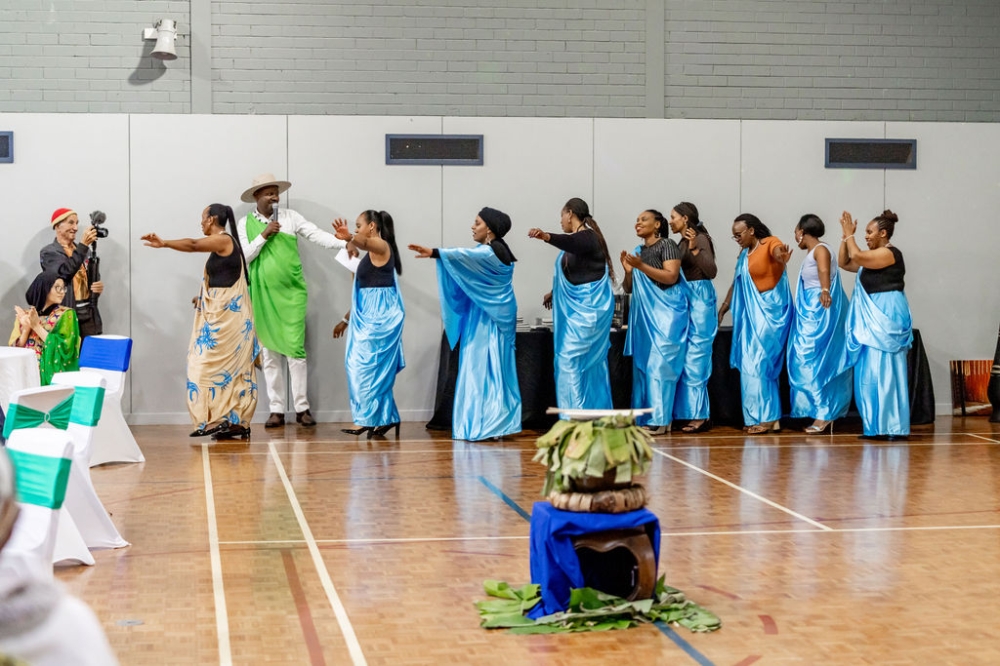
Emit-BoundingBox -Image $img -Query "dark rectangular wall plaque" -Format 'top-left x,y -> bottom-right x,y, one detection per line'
386,134 -> 483,165
0,132 -> 12,163
825,138 -> 916,169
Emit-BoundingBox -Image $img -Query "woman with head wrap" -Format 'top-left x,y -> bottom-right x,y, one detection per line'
142,204 -> 260,441
787,214 -> 852,434
527,197 -> 615,414
620,209 -> 689,435
9,271 -> 80,385
838,209 -> 912,440
718,213 -> 793,434
409,207 -> 522,441
331,210 -> 405,439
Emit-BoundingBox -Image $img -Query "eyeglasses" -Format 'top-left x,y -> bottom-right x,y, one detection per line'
52,285 -> 67,293
731,229 -> 748,241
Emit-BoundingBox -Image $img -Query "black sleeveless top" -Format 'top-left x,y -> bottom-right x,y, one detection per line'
357,252 -> 396,288
206,235 -> 242,288
859,246 -> 905,293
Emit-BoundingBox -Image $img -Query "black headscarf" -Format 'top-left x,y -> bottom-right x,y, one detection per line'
478,207 -> 517,265
25,271 -> 63,317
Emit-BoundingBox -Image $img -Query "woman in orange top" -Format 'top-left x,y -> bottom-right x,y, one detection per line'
718,214 -> 793,434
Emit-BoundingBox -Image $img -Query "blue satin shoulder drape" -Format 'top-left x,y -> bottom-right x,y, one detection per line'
787,250 -> 852,422
345,273 -> 405,427
436,245 -> 522,441
551,252 -> 614,414
624,249 -> 689,427
673,279 -> 718,421
842,270 -> 913,436
730,249 -> 793,425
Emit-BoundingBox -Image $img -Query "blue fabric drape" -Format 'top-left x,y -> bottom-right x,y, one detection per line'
673,279 -> 717,421
345,275 -> 405,427
787,251 -> 853,422
624,251 -> 689,427
842,271 -> 913,436
436,245 -> 521,441
527,502 -> 661,618
552,253 -> 614,413
730,249 -> 793,425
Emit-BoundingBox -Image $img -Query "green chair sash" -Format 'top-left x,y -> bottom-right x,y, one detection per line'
69,386 -> 105,427
2,395 -> 74,439
7,449 -> 72,510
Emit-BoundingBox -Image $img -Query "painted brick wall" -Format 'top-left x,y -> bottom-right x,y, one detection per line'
2,1 -> 999,120
211,0 -> 647,116
665,0 -> 1000,121
0,1 -> 191,113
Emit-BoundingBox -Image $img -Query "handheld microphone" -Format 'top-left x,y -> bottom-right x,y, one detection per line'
271,201 -> 279,222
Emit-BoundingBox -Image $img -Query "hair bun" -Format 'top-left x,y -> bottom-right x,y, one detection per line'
881,209 -> 898,223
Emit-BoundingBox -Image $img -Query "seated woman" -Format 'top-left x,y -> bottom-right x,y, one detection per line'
142,204 -> 260,440
332,210 -> 405,439
620,209 -> 689,435
409,207 -> 522,442
9,272 -> 80,385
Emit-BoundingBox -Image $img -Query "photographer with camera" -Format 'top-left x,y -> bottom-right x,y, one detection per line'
39,208 -> 104,338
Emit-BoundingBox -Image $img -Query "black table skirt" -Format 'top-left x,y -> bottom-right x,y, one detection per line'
427,327 -> 934,431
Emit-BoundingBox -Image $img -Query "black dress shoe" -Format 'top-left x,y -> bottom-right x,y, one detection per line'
373,422 -> 400,437
296,410 -> 316,426
265,413 -> 285,428
341,426 -> 375,440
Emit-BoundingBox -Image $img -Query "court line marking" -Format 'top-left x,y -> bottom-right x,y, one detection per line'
201,443 -> 232,666
654,621 -> 715,665
217,523 -> 1000,546
478,476 -> 532,521
653,449 -> 832,531
967,433 -> 1000,444
268,442 -> 368,666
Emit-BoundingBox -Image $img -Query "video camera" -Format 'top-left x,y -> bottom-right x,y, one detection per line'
90,210 -> 108,239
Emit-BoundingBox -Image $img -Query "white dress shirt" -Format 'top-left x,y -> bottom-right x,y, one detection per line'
237,207 -> 346,263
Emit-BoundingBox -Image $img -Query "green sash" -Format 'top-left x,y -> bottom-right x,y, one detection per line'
69,385 -> 105,427
7,449 -> 72,510
2,395 -> 74,438
245,212 -> 308,358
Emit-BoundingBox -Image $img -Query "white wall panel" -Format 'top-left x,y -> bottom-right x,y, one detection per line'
886,122 -> 1000,412
128,115 -> 287,423
0,113 -> 131,406
441,117 -> 595,325
288,116 -> 444,422
594,118 -> 741,304
740,121 -> 886,302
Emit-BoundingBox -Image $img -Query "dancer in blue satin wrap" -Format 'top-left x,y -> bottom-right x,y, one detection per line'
668,202 -> 718,432
332,210 -> 405,439
410,207 -> 522,441
620,209 -> 689,434
528,198 -> 615,414
719,213 -> 793,434
787,214 -> 852,434
838,209 -> 912,439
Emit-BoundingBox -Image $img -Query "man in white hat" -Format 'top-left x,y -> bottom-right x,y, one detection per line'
237,173 -> 348,427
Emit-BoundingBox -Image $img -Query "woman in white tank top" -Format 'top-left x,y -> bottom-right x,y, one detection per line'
786,214 -> 853,434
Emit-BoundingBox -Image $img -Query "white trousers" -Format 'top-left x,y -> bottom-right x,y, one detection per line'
261,348 -> 310,413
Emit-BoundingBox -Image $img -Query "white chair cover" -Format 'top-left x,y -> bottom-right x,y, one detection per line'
79,335 -> 144,466
51,371 -> 129,550
3,385 -> 94,569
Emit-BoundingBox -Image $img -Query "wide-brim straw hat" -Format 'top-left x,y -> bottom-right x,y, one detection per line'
240,173 -> 292,203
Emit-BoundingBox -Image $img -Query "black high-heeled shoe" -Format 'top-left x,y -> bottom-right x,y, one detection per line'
342,426 -> 375,440
373,422 -> 400,437
190,421 -> 230,438
213,425 -> 251,441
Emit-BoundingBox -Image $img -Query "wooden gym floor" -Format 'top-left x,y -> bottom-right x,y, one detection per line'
58,417 -> 1000,665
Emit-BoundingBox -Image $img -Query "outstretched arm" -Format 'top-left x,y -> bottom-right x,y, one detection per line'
141,233 -> 233,255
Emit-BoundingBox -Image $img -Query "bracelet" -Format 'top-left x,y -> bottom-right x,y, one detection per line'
340,317 -> 349,325
821,288 -> 830,293
841,236 -> 850,243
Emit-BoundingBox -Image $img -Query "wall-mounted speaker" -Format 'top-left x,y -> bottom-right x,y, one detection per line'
0,132 -> 12,164
825,138 -> 916,170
